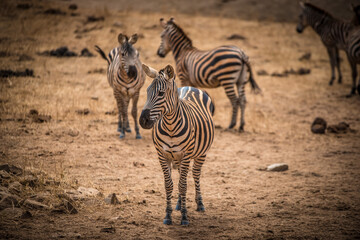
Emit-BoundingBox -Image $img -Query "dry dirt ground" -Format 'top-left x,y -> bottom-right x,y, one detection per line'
1,0 -> 360,239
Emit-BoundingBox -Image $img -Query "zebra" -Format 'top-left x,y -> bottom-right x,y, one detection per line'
345,27 -> 360,95
351,4 -> 360,26
95,33 -> 145,139
296,2 -> 360,95
139,64 -> 215,225
157,18 -> 261,132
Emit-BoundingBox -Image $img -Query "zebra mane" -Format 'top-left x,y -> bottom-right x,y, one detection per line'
121,41 -> 135,55
304,3 -> 334,19
168,22 -> 193,47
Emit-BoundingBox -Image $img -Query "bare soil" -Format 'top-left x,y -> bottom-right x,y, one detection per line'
0,0 -> 360,239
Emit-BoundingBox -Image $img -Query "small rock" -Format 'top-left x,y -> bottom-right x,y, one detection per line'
80,48 -> 94,57
104,193 -> 120,205
297,68 -> 311,75
91,97 -> 99,101
100,226 -> 116,233
226,34 -> 246,40
113,22 -> 123,28
44,8 -> 66,15
77,186 -> 103,197
87,16 -> 104,22
69,4 -> 78,10
0,207 -> 23,219
257,70 -> 269,76
327,122 -> 350,134
88,69 -> 106,74
23,199 -> 50,210
0,69 -> 34,78
299,52 -> 311,61
133,161 -> 145,167
17,3 -> 32,10
266,163 -> 289,172
76,108 -> 90,115
311,117 -> 327,134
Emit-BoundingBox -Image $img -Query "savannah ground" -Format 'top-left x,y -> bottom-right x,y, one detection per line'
0,0 -> 360,239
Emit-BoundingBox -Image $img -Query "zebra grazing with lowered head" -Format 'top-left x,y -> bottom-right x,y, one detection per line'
351,4 -> 360,26
157,18 -> 261,132
95,33 -> 145,139
139,64 -> 215,225
296,2 -> 360,95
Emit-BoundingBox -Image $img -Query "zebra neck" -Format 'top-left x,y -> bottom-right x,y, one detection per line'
170,35 -> 193,60
162,101 -> 184,132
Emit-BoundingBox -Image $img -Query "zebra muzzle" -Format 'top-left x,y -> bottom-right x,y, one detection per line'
139,109 -> 154,129
157,49 -> 165,58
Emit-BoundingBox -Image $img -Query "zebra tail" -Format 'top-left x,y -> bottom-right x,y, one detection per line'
244,60 -> 261,94
94,45 -> 110,65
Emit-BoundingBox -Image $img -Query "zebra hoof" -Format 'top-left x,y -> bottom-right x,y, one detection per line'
180,219 -> 189,226
163,218 -> 172,225
125,128 -> 131,133
135,134 -> 142,139
239,126 -> 244,132
357,85 -> 360,95
119,133 -> 125,139
196,205 -> 205,212
227,123 -> 236,129
338,78 -> 342,84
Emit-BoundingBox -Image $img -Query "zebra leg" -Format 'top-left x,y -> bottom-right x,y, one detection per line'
131,92 -> 142,139
335,47 -> 342,84
114,91 -> 125,138
326,47 -> 336,86
222,84 -> 238,129
159,156 -> 173,225
178,157 -> 191,225
193,155 -> 206,212
237,69 -> 247,132
346,56 -> 357,97
175,167 -> 181,211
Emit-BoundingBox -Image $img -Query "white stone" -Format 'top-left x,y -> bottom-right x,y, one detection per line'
266,163 -> 289,172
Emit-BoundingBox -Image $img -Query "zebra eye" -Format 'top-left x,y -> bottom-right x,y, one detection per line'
121,53 -> 125,57
158,91 -> 165,97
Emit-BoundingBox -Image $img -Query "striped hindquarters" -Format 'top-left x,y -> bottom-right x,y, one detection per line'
186,46 -> 244,88
347,28 -> 360,62
178,87 -> 215,157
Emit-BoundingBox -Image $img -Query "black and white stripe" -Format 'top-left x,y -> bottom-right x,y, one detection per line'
157,18 -> 260,131
139,64 -> 215,225
296,2 -> 360,95
95,33 -> 145,138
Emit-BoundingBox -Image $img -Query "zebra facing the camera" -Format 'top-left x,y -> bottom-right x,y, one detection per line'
139,64 -> 215,226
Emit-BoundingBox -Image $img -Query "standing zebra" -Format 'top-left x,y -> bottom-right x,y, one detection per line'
139,64 -> 215,225
351,4 -> 360,26
95,33 -> 145,139
157,18 -> 260,132
296,2 -> 360,95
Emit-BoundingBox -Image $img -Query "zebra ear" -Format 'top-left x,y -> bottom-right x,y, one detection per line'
164,65 -> 175,80
299,1 -> 305,9
160,18 -> 167,28
129,34 -> 138,45
118,33 -> 128,44
142,64 -> 158,78
169,17 -> 175,23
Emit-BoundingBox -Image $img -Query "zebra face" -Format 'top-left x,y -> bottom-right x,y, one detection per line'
118,33 -> 139,78
296,2 -> 307,33
140,64 -> 176,129
157,18 -> 173,58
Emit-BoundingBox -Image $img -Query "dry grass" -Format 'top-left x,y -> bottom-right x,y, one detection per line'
0,0 -> 360,239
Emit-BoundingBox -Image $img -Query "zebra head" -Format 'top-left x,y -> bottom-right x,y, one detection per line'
157,18 -> 175,58
118,33 -> 139,78
139,64 -> 177,129
296,2 -> 307,33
